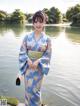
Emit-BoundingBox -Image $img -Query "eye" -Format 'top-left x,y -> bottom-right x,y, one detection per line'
38,20 -> 42,23
34,20 -> 37,23
34,21 -> 43,23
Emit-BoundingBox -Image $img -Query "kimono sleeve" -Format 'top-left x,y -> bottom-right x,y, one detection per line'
38,37 -> 52,75
19,36 -> 29,75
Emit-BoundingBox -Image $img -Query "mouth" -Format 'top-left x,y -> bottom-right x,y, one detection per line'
36,27 -> 42,29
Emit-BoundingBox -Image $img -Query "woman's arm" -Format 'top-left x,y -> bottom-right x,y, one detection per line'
38,37 -> 52,75
19,36 -> 32,75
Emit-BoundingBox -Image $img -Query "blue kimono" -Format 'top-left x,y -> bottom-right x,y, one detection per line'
19,32 -> 52,106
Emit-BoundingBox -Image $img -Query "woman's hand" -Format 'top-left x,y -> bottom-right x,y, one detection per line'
17,73 -> 24,81
27,59 -> 33,69
32,59 -> 39,70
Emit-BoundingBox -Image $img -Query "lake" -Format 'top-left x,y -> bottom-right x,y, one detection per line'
0,24 -> 80,106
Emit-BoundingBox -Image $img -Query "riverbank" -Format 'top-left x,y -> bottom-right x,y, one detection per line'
25,22 -> 71,27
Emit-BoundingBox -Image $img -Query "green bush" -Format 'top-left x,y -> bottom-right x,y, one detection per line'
0,96 -> 19,106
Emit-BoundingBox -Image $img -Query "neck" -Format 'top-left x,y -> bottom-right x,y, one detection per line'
34,30 -> 42,37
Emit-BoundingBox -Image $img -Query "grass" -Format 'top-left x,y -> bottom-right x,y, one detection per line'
0,96 -> 19,106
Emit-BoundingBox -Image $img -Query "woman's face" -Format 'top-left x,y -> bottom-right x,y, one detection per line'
33,18 -> 45,32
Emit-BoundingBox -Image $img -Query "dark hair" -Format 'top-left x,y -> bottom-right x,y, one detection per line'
32,11 -> 46,23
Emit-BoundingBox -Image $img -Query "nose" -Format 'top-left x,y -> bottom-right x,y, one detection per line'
37,21 -> 40,25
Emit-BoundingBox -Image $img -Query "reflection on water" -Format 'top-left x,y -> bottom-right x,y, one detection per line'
0,25 -> 27,37
65,27 -> 80,43
45,26 -> 62,37
0,25 -> 80,44
0,25 -> 80,106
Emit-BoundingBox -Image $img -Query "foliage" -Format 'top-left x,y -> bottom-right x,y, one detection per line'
10,9 -> 26,24
0,10 -> 7,24
62,14 -> 68,22
43,7 -> 62,24
66,4 -> 80,21
71,13 -> 80,26
27,14 -> 33,23
0,96 -> 19,106
66,4 -> 80,26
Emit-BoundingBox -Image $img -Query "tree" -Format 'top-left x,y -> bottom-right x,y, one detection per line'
66,4 -> 80,21
47,7 -> 62,24
62,13 -> 68,22
71,13 -> 80,26
10,9 -> 26,24
0,10 -> 7,24
27,13 -> 33,23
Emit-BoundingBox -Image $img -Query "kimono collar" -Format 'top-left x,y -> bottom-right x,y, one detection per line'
33,31 -> 44,42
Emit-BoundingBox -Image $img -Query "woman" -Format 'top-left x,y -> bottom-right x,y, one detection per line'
19,11 -> 52,106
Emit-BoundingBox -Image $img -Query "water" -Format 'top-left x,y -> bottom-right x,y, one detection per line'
0,25 -> 80,106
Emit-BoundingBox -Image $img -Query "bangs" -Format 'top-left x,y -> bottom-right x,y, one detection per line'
34,16 -> 43,23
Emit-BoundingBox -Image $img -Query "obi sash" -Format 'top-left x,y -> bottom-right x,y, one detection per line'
28,50 -> 43,60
